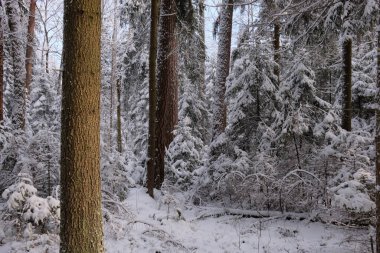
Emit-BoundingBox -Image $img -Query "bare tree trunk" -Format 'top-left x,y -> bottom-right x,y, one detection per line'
25,0 -> 36,94
147,0 -> 159,197
6,0 -> 26,130
342,38 -> 352,131
376,5 -> 380,252
155,0 -> 178,188
0,0 -> 4,123
198,0 -> 206,96
60,0 -> 104,252
212,0 -> 233,140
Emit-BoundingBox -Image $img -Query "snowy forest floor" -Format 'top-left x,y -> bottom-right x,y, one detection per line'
0,187 -> 372,253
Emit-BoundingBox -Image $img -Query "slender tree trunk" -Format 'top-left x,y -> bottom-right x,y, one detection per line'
155,0 -> 178,188
116,79 -> 122,153
342,38 -> 352,131
212,0 -> 233,140
109,0 -> 119,152
60,0 -> 104,252
198,0 -> 206,96
376,4 -> 380,251
273,22 -> 280,84
6,0 -> 26,130
147,0 -> 159,197
0,0 -> 4,123
25,0 -> 36,95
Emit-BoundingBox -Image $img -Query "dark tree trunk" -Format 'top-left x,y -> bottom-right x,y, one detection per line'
147,0 -> 159,197
0,0 -> 4,123
60,0 -> 104,252
212,0 -> 233,140
342,38 -> 352,131
155,0 -> 178,188
198,0 -> 206,96
25,0 -> 36,95
376,3 -> 380,251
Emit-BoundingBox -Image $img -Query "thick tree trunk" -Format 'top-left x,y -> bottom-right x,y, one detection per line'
6,0 -> 26,130
342,38 -> 352,131
212,0 -> 233,140
155,0 -> 178,188
147,0 -> 159,197
25,0 -> 36,95
0,1 -> 4,123
60,0 -> 104,252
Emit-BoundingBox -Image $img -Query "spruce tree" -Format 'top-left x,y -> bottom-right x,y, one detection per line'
60,0 -> 104,252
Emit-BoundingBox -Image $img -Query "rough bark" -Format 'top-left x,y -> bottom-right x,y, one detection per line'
155,0 -> 178,188
60,0 -> 104,252
25,0 -> 36,95
212,0 -> 233,140
376,5 -> 380,252
342,38 -> 352,131
147,0 -> 159,197
6,0 -> 26,130
0,0 -> 3,123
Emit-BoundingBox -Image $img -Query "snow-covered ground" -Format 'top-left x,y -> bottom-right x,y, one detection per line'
0,187 -> 371,253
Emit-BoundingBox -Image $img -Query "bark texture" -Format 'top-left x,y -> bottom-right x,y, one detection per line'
342,38 -> 352,131
60,0 -> 104,252
25,0 -> 36,95
6,0 -> 25,130
212,0 -> 233,140
0,1 -> 3,123
155,0 -> 178,188
376,4 -> 380,251
147,0 -> 159,197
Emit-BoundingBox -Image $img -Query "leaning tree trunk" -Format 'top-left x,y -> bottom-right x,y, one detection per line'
341,38 -> 352,131
212,0 -> 233,140
25,0 -> 36,95
147,0 -> 159,197
6,0 -> 26,130
376,3 -> 380,251
0,0 -> 4,123
60,0 -> 104,252
155,0 -> 178,188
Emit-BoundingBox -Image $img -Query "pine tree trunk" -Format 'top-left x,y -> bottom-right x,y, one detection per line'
6,0 -> 26,130
212,0 -> 233,140
147,0 -> 159,197
25,0 -> 36,95
0,1 -> 4,123
198,0 -> 206,96
376,6 -> 380,252
60,0 -> 104,252
342,38 -> 352,131
155,0 -> 178,188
